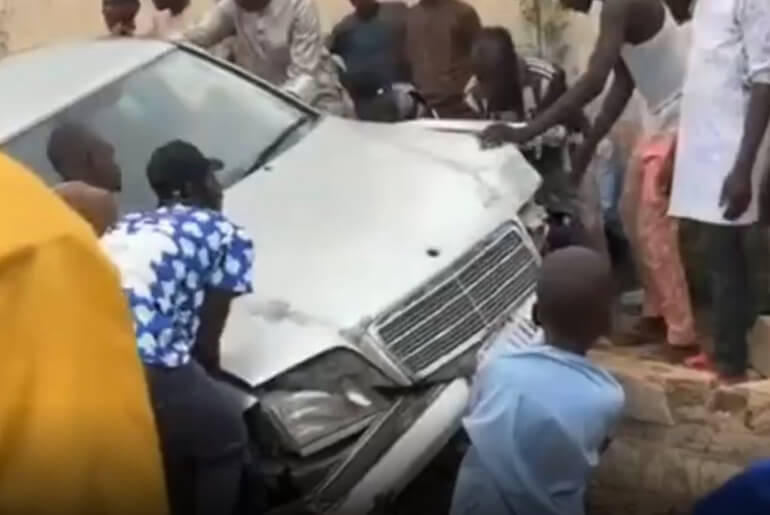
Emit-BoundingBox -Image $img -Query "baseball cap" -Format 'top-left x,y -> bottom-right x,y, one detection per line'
146,140 -> 223,197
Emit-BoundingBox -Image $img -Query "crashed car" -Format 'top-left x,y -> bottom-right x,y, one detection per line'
0,38 -> 543,514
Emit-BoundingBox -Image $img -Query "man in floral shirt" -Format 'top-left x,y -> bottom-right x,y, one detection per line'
102,140 -> 254,515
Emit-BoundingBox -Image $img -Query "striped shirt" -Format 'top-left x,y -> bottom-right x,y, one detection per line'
465,55 -> 565,121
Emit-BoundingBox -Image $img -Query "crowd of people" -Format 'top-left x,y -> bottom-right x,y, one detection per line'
2,0 -> 769,513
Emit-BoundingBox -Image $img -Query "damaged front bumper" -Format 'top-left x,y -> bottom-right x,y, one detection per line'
262,379 -> 469,515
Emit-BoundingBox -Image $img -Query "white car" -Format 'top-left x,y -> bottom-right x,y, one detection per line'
0,39 -> 543,514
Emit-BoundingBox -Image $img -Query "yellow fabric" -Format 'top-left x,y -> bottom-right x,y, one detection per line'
0,153 -> 168,515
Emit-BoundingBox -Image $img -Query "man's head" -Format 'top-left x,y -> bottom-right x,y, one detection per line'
146,140 -> 224,211
350,0 -> 378,18
559,0 -> 593,13
235,0 -> 271,12
471,27 -> 523,114
536,246 -> 613,354
47,123 -> 122,192
151,0 -> 190,14
102,0 -> 140,35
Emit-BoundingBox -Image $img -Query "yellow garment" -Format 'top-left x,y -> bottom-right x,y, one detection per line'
0,153 -> 168,515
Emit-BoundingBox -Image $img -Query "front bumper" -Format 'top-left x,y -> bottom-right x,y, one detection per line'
328,378 -> 469,514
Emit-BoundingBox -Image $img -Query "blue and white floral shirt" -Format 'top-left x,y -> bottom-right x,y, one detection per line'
102,204 -> 254,368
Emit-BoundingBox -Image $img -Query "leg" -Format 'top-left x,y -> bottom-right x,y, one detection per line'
635,134 -> 696,346
145,362 -> 248,515
704,224 -> 753,377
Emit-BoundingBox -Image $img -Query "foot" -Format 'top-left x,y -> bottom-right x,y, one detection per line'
683,351 -> 714,371
684,353 -> 749,384
617,316 -> 666,346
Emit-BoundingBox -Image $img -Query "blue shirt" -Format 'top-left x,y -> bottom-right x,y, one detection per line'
102,204 -> 254,368
451,335 -> 625,515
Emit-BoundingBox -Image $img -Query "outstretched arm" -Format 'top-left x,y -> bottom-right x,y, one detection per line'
480,1 -> 629,146
182,4 -> 236,48
572,60 -> 635,184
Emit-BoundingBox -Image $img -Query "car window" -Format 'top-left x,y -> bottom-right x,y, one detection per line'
3,49 -> 314,214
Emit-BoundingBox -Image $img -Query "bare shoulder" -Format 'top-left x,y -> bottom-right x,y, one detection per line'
599,0 -> 633,24
599,0 -> 664,41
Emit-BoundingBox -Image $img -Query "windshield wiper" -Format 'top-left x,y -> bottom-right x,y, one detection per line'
244,115 -> 313,177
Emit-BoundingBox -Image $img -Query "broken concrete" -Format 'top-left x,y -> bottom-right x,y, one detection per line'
749,316 -> 770,377
587,350 -> 770,515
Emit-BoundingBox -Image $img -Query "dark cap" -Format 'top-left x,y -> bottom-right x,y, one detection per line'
146,140 -> 223,198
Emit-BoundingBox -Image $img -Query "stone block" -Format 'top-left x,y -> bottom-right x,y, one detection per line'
590,350 -> 715,426
749,316 -> 770,377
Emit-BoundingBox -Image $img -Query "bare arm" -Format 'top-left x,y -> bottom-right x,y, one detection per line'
182,4 -> 235,48
193,288 -> 236,375
284,0 -> 327,86
572,60 -> 635,183
523,3 -> 628,139
720,0 -> 770,219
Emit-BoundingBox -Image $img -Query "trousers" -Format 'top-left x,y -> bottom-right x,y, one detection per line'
700,223 -> 758,376
621,132 -> 696,346
144,361 -> 249,515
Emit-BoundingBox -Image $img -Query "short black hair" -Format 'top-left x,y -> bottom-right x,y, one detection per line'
103,0 -> 139,5
146,140 -> 220,199
536,247 -> 612,349
47,122 -> 92,179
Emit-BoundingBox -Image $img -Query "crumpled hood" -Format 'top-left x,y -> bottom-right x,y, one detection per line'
220,117 -> 540,386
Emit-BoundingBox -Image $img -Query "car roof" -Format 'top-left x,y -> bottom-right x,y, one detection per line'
0,38 -> 174,143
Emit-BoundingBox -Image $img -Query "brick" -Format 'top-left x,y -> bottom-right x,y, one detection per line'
589,350 -> 714,425
749,316 -> 770,377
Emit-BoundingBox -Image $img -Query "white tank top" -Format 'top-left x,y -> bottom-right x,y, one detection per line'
620,4 -> 690,122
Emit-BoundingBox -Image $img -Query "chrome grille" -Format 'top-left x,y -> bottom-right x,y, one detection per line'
371,223 -> 538,379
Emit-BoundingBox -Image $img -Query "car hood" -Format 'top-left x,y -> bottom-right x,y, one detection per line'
221,117 -> 540,386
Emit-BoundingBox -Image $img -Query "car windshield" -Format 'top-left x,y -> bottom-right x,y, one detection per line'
3,49 -> 314,213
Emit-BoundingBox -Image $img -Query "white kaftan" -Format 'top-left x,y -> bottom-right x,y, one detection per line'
183,0 -> 353,117
669,0 -> 770,226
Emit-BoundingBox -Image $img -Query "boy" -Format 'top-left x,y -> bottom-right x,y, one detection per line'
451,247 -> 625,515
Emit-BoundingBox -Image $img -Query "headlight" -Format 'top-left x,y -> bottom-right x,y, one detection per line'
260,351 -> 393,457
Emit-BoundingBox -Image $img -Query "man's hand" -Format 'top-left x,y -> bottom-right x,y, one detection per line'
479,123 -> 531,149
720,163 -> 753,220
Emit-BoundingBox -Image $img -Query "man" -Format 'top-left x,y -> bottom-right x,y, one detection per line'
137,0 -> 192,37
405,0 -> 481,118
103,0 -> 141,35
329,0 -> 410,117
668,0 -> 770,381
465,26 -> 585,127
450,247 -> 625,515
103,0 -> 191,37
182,0 -> 354,117
101,141 -> 255,515
47,122 -> 122,193
0,152 -> 168,515
467,27 -> 604,253
481,0 -> 698,352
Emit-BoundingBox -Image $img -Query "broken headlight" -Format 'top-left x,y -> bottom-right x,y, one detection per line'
259,351 -> 393,457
